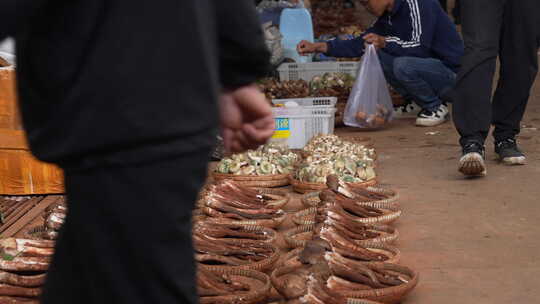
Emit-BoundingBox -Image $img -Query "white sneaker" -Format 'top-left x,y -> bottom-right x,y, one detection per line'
416,104 -> 449,127
393,102 -> 422,118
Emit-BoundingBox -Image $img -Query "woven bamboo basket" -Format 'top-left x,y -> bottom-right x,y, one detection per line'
283,224 -> 398,249
198,268 -> 271,304
198,243 -> 280,273
194,223 -> 277,244
290,177 -> 378,194
271,264 -> 386,304
283,224 -> 316,249
292,203 -> 401,226
302,187 -> 399,209
330,243 -> 401,265
334,263 -> 419,304
283,241 -> 400,265
202,209 -> 287,229
197,187 -> 290,210
212,172 -> 290,188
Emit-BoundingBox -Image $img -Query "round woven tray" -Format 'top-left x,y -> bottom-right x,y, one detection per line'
292,203 -> 401,226
284,224 -> 398,249
334,263 -> 419,304
193,222 -> 277,244
212,172 -> 290,188
283,242 -> 400,265
198,268 -> 271,304
283,224 -> 316,249
271,264 -> 393,304
197,186 -> 290,210
290,177 -> 378,194
331,243 -> 401,265
202,210 -> 287,229
301,187 -> 399,209
198,243 -> 280,273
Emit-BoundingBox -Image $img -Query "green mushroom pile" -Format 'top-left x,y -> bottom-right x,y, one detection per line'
216,143 -> 299,176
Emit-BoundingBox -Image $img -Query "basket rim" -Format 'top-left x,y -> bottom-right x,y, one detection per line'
291,206 -> 401,226
199,243 -> 280,273
301,187 -> 399,209
284,223 -> 399,248
212,172 -> 291,181
291,177 -> 378,194
202,211 -> 287,229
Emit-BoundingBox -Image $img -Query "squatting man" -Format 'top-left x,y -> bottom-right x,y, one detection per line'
298,0 -> 464,127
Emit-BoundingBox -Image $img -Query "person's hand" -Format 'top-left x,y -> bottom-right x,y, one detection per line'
297,40 -> 328,55
363,33 -> 386,49
219,85 -> 275,153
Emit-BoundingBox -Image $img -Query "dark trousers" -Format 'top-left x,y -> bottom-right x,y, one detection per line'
41,149 -> 210,304
378,51 -> 456,111
453,0 -> 540,147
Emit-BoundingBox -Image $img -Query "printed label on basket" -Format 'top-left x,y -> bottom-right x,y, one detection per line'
273,118 -> 291,139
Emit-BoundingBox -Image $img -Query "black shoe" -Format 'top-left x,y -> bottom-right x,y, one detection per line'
495,138 -> 526,165
458,142 -> 487,177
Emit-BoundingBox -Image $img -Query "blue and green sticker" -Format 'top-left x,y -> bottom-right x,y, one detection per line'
273,118 -> 291,139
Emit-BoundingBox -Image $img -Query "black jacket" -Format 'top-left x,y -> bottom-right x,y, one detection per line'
1,0 -> 270,170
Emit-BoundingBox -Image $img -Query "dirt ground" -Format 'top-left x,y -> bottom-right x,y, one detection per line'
334,60 -> 540,303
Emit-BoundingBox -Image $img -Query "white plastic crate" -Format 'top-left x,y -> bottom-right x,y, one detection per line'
277,61 -> 361,81
271,96 -> 338,108
272,106 -> 336,149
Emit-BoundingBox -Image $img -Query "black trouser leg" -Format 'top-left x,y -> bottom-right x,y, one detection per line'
452,0 -> 506,147
41,149 -> 210,304
491,0 -> 540,142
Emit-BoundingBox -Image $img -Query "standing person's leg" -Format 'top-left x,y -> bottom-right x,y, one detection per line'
392,56 -> 455,127
41,149 -> 211,304
453,0 -> 505,176
491,0 -> 540,165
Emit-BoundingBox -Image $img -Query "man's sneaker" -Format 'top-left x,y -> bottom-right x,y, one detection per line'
495,138 -> 526,165
415,104 -> 449,127
458,142 -> 487,177
393,102 -> 422,118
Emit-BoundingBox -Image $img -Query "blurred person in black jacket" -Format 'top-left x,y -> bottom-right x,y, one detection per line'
0,1 -> 273,303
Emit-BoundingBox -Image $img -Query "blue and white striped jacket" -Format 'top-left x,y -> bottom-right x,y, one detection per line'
326,0 -> 464,72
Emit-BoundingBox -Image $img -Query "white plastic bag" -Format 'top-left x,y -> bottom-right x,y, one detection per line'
344,44 -> 393,128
